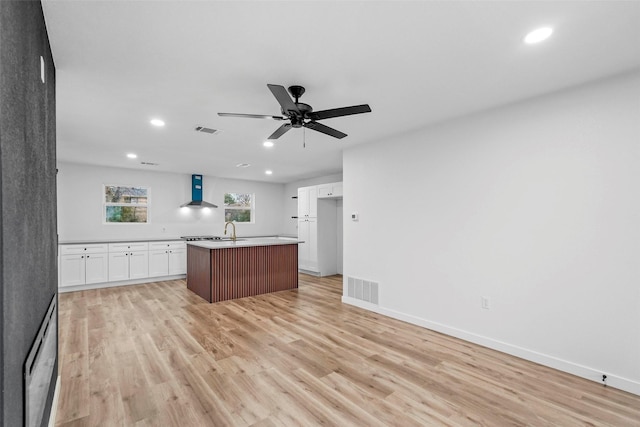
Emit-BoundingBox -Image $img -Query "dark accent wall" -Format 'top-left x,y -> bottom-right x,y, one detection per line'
0,1 -> 58,426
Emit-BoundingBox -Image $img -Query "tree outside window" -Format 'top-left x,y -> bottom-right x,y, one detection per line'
224,193 -> 254,223
104,185 -> 148,223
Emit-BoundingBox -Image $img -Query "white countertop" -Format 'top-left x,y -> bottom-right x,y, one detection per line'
187,237 -> 303,249
59,234 -> 299,245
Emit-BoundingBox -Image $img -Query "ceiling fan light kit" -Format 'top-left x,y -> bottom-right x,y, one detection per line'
218,84 -> 371,141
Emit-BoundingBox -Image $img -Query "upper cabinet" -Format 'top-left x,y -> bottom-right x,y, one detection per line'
298,186 -> 318,218
317,182 -> 343,199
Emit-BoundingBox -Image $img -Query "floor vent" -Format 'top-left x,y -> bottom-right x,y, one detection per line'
194,125 -> 220,135
347,276 -> 379,305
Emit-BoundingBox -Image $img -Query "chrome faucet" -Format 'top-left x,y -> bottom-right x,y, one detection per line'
224,221 -> 237,241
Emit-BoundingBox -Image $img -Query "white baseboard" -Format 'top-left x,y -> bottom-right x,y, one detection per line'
58,274 -> 186,293
342,296 -> 640,396
48,375 -> 61,427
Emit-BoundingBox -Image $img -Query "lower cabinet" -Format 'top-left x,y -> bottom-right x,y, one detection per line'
298,218 -> 318,271
59,244 -> 109,287
149,241 -> 187,277
108,242 -> 149,282
59,240 -> 186,289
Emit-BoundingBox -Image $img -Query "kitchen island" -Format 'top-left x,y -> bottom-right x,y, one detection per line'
186,238 -> 302,303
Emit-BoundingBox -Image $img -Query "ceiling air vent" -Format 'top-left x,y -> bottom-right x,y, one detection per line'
140,161 -> 159,166
194,125 -> 220,135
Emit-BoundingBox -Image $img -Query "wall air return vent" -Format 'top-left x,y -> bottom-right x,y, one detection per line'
194,125 -> 221,135
347,276 -> 379,305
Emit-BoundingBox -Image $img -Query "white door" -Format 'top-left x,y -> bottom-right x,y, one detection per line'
85,253 -> 108,284
148,249 -> 169,277
308,218 -> 318,270
308,188 -> 318,217
298,220 -> 309,269
108,252 -> 129,282
60,254 -> 85,287
129,251 -> 149,279
168,249 -> 186,275
298,187 -> 308,217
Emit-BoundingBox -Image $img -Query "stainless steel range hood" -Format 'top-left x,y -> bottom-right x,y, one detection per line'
180,174 -> 218,208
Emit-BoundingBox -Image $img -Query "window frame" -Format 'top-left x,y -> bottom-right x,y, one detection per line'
103,184 -> 150,224
223,192 -> 255,224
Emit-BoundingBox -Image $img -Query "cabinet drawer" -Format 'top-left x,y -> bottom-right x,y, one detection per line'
108,242 -> 149,252
60,243 -> 108,255
149,241 -> 186,250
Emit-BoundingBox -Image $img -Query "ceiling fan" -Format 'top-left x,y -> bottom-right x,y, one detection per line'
218,84 -> 371,140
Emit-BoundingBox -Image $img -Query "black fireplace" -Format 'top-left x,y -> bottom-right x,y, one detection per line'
24,296 -> 57,427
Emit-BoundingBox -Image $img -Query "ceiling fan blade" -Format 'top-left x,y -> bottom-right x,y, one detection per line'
307,104 -> 371,121
304,121 -> 347,139
267,84 -> 300,115
218,112 -> 284,120
267,123 -> 293,140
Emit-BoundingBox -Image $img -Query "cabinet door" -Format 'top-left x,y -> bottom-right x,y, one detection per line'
297,220 -> 309,269
60,254 -> 86,287
85,253 -> 108,284
148,250 -> 169,277
317,184 -> 333,198
298,219 -> 319,271
317,182 -> 343,199
129,251 -> 149,279
168,249 -> 186,275
297,187 -> 308,217
298,186 -> 318,217
308,218 -> 318,267
108,252 -> 129,282
308,187 -> 318,217
332,182 -> 343,197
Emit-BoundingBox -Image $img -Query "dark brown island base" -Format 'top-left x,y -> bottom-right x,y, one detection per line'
186,238 -> 302,303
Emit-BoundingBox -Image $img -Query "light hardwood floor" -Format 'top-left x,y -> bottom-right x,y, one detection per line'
56,275 -> 640,426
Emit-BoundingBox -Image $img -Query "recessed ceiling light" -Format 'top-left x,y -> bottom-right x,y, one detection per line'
524,27 -> 553,44
265,170 -> 273,175
263,141 -> 274,148
150,118 -> 165,127
127,153 -> 137,159
236,163 -> 251,168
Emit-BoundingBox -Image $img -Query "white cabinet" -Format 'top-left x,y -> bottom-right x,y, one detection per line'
59,239 -> 187,290
149,241 -> 187,277
298,186 -> 318,218
108,242 -> 149,282
59,244 -> 109,287
169,249 -> 186,275
297,185 -> 338,276
298,218 -> 318,271
317,182 -> 343,199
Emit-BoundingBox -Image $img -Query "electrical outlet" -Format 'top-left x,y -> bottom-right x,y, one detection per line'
481,296 -> 490,310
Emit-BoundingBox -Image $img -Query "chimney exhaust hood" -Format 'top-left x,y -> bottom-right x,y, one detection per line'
180,174 -> 218,208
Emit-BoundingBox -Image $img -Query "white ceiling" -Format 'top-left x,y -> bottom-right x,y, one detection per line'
42,1 -> 640,184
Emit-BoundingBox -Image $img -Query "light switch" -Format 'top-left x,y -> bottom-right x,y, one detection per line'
351,212 -> 359,221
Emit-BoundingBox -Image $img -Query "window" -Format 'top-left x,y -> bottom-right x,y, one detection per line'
104,185 -> 149,223
224,192 -> 254,223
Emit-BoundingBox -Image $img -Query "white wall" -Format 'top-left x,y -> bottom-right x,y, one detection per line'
57,162 -> 286,241
343,71 -> 640,395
